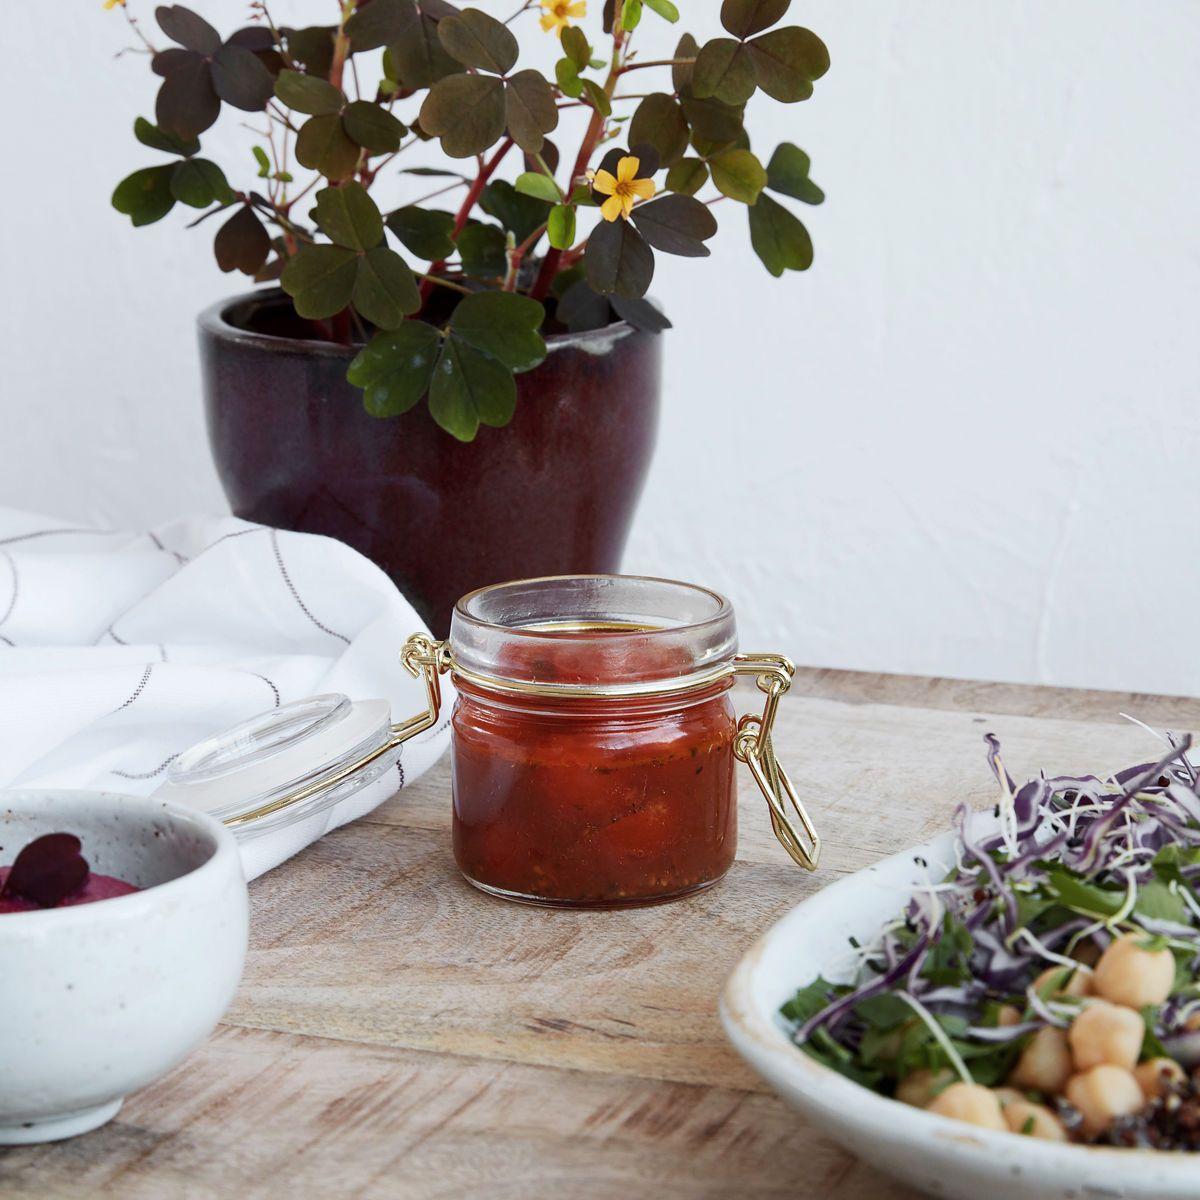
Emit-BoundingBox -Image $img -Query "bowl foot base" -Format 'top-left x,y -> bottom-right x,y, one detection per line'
0,1097 -> 123,1145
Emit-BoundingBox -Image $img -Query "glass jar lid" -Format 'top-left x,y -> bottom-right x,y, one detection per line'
154,693 -> 398,838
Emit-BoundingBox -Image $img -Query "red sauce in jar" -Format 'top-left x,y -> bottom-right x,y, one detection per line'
450,633 -> 738,906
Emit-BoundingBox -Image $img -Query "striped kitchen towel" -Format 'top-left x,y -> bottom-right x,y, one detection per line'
0,509 -> 450,878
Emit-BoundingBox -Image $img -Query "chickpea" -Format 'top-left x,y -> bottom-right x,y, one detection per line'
926,1082 -> 1007,1131
1092,933 -> 1176,1009
992,1086 -> 1025,1108
1002,1099 -> 1068,1141
1064,1065 -> 1145,1135
1067,1000 -> 1144,1072
1133,1057 -> 1186,1100
1008,1026 -> 1072,1095
895,1068 -> 957,1108
996,1004 -> 1022,1028
1034,964 -> 1093,1000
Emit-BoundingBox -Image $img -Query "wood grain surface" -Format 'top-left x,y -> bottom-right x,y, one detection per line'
4,667 -> 1195,1200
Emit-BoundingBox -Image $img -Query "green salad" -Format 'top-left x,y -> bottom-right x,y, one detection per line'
781,732 -> 1200,1149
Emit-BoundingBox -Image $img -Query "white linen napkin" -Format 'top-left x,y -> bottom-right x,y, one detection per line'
0,508 -> 451,878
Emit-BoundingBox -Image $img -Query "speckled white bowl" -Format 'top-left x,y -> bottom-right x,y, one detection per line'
721,832 -> 1200,1200
0,790 -> 248,1144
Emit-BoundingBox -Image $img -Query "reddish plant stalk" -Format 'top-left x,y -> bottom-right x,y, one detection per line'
330,308 -> 354,345
530,20 -> 628,301
328,20 -> 351,95
419,138 -> 515,309
503,221 -> 549,292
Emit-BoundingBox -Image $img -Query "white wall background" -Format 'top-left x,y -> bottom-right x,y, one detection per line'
3,2 -> 1199,696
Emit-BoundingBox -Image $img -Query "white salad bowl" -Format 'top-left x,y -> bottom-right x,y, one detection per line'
0,790 -> 248,1144
721,832 -> 1200,1200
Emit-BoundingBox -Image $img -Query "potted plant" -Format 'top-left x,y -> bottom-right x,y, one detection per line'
110,0 -> 828,635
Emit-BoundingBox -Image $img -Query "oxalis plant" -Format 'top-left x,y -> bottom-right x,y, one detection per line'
111,0 -> 829,440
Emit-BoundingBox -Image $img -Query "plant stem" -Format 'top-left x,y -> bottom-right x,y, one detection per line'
328,5 -> 352,96
120,5 -> 158,55
557,244 -> 586,271
259,1 -> 295,69
409,179 -> 469,206
419,137 -> 515,307
184,200 -> 238,229
617,57 -> 695,74
503,0 -> 537,23
267,103 -> 300,134
504,221 -> 548,291
420,274 -> 473,296
330,307 -> 353,345
281,173 -> 321,214
530,18 -> 628,301
361,141 -> 412,188
453,139 -> 514,238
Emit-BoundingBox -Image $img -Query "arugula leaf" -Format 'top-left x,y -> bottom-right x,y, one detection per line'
779,976 -> 839,1025
1135,880 -> 1190,925
799,1040 -> 884,1089
950,1037 -> 1021,1085
854,993 -> 912,1030
1014,890 -> 1056,930
859,1023 -> 906,1067
1171,948 -> 1197,994
891,1017 -> 936,1079
1140,1005 -> 1169,1059
1151,844 -> 1200,887
920,914 -> 975,987
936,1014 -> 970,1038
1045,867 -> 1125,918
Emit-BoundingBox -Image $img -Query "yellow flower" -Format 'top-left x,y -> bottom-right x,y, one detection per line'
540,0 -> 586,37
103,0 -> 126,8
592,155 -> 656,222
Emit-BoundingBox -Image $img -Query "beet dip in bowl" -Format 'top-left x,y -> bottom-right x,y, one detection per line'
0,790 -> 248,1144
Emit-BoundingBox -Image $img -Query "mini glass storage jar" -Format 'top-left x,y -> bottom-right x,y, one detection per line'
401,575 -> 819,908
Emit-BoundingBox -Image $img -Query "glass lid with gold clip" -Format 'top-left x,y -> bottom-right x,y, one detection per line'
153,663 -> 443,840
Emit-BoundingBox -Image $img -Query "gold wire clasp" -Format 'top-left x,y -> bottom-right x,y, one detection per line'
396,634 -> 451,740
732,653 -> 821,871
221,635 -> 450,829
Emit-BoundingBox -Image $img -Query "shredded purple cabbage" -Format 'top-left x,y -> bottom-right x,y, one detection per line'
793,730 -> 1200,1061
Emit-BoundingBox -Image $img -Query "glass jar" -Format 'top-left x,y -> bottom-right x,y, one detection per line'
152,573 -> 817,905
402,575 -> 819,908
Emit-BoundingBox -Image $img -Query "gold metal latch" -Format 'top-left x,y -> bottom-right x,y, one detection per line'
398,632 -> 451,736
732,653 -> 821,871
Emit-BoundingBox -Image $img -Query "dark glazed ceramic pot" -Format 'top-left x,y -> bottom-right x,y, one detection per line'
198,289 -> 661,636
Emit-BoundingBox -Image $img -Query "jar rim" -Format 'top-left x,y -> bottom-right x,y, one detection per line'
448,573 -> 739,696
454,573 -> 733,637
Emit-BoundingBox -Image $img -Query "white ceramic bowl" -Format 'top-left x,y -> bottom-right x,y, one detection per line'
0,790 -> 248,1144
722,832 -> 1200,1200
